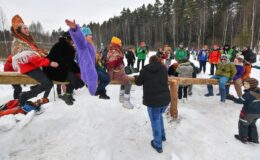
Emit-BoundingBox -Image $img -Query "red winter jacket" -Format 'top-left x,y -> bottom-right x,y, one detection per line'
18,55 -> 51,74
209,50 -> 221,64
4,55 -> 15,72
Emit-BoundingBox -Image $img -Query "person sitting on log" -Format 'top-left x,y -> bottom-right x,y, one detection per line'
65,19 -> 98,96
10,14 -> 58,107
43,31 -> 84,105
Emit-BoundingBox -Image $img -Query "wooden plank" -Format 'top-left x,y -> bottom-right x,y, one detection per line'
170,80 -> 178,119
169,77 -> 219,85
0,72 -> 68,84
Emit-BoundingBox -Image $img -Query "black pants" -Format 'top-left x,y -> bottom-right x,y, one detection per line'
239,113 -> 260,140
137,59 -> 145,71
210,64 -> 217,75
45,71 -> 84,97
12,84 -> 22,99
127,60 -> 134,68
199,61 -> 207,73
19,68 -> 53,105
178,85 -> 188,99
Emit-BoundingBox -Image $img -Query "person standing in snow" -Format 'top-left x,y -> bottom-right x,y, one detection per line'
197,45 -> 209,74
134,55 -> 171,153
174,43 -> 189,62
107,36 -> 134,109
10,15 -> 59,106
176,59 -> 194,101
222,44 -> 234,61
233,78 -> 260,144
163,45 -> 174,68
208,44 -> 221,75
125,47 -> 136,68
136,41 -> 148,71
205,54 -> 236,102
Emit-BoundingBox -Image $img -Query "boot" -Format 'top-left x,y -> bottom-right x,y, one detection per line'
119,89 -> 124,103
205,85 -> 214,96
60,93 -> 73,105
220,89 -> 226,102
122,94 -> 134,109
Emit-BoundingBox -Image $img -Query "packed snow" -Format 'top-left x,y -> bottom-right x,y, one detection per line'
0,53 -> 259,160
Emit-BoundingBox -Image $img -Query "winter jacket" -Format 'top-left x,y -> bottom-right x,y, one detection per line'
125,50 -> 136,62
135,61 -> 171,107
234,88 -> 260,114
242,49 -> 255,64
222,49 -> 234,60
233,65 -> 244,81
175,48 -> 188,61
215,62 -> 237,79
69,25 -> 98,95
242,63 -> 252,81
168,63 -> 179,77
43,37 -> 80,81
197,49 -> 209,61
13,53 -> 50,74
176,62 -> 194,78
136,46 -> 148,60
209,50 -> 221,64
4,55 -> 15,72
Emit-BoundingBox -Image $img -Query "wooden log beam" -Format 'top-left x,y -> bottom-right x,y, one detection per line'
170,80 -> 178,119
0,72 -> 68,84
169,77 -> 219,85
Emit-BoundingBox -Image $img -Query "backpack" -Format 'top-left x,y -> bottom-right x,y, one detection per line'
248,52 -> 257,64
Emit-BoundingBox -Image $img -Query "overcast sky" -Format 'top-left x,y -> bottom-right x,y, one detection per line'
0,0 -> 155,32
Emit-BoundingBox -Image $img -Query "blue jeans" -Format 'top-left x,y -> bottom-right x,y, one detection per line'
96,70 -> 110,95
147,106 -> 168,149
210,75 -> 229,90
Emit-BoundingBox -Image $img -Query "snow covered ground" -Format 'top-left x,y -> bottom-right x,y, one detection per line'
0,53 -> 260,160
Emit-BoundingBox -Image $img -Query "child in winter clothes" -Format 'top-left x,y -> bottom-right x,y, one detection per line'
234,78 -> 260,144
205,54 -> 236,102
168,62 -> 179,77
163,45 -> 174,68
134,55 -> 171,153
107,36 -> 134,109
125,48 -> 136,68
11,15 -> 59,106
226,55 -> 245,100
176,59 -> 194,101
197,45 -> 209,73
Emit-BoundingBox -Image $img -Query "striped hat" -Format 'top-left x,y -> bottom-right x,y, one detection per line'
245,78 -> 259,89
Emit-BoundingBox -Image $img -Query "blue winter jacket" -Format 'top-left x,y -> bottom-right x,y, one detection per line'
197,49 -> 208,61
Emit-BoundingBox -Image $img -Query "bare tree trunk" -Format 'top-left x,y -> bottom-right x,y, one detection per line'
231,16 -> 234,46
202,5 -> 206,45
223,10 -> 229,45
250,0 -> 256,49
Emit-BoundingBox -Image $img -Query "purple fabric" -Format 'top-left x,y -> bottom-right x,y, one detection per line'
233,65 -> 244,81
69,25 -> 97,95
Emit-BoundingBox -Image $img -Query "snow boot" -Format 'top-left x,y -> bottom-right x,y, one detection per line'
205,85 -> 214,96
60,93 -> 73,105
234,135 -> 248,144
248,138 -> 259,144
122,94 -> 134,109
151,140 -> 163,153
119,89 -> 124,103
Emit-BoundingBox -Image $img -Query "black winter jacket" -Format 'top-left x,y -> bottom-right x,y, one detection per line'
43,38 -> 80,81
135,62 -> 171,107
234,88 -> 260,114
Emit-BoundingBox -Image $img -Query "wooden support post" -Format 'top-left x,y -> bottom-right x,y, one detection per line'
170,80 -> 178,119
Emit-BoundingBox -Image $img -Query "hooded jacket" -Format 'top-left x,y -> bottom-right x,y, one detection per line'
135,61 -> 171,107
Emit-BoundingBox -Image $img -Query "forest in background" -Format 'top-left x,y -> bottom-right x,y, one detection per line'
1,0 -> 260,57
